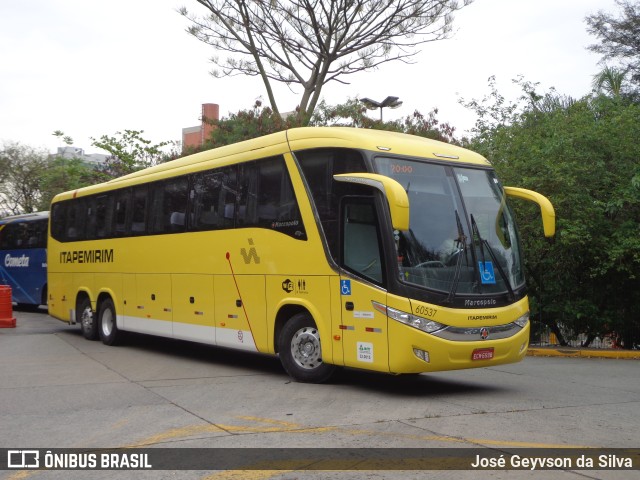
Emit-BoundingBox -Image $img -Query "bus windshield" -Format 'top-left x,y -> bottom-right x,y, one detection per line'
374,157 -> 524,297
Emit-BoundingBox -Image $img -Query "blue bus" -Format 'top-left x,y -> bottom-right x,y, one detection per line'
0,211 -> 48,307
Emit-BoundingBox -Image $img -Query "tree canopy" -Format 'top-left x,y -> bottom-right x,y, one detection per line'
188,97 -> 457,150
179,0 -> 472,123
586,0 -> 640,86
463,79 -> 640,348
90,129 -> 178,178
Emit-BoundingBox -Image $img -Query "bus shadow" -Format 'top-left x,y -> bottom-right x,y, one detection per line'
12,304 -> 48,313
60,329 -> 507,396
330,368 -> 507,397
113,332 -> 285,376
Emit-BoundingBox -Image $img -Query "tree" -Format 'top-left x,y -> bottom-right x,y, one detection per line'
586,0 -> 640,86
199,98 -> 458,148
38,156 -> 101,211
179,0 -> 472,123
463,79 -> 640,349
592,65 -> 627,97
0,143 -> 49,215
52,130 -> 74,147
91,130 -> 179,179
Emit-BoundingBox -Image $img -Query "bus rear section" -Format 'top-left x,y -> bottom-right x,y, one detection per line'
0,212 -> 48,307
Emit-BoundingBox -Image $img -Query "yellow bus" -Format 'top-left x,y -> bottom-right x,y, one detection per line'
47,127 -> 555,382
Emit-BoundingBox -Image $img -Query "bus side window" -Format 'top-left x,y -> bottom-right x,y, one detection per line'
95,194 -> 113,239
51,204 -> 66,241
0,223 -> 18,249
26,220 -> 47,248
341,197 -> 385,285
149,177 -> 189,234
131,186 -> 148,235
236,156 -> 306,238
297,148 -> 368,259
237,163 -> 259,227
66,199 -> 86,241
113,190 -> 131,237
220,167 -> 238,228
190,170 -> 229,230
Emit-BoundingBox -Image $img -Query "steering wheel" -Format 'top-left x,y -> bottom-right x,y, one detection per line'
416,261 -> 446,268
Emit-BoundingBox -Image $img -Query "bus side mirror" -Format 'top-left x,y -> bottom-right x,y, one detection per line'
334,173 -> 409,231
504,187 -> 556,238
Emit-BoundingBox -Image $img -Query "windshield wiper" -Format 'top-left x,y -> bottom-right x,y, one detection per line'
470,214 -> 515,301
445,210 -> 467,303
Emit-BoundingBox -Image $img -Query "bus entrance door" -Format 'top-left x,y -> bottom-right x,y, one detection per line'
339,197 -> 390,372
339,277 -> 389,372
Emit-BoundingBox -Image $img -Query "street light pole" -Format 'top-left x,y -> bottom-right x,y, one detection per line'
359,96 -> 403,122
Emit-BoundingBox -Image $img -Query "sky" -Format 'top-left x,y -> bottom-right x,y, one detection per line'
0,0 -> 619,155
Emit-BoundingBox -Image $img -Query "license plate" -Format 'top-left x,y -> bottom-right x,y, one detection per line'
472,348 -> 494,361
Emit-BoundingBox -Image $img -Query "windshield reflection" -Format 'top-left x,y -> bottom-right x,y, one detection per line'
374,157 -> 525,297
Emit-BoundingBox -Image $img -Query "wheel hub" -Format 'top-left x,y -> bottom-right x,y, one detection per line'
291,327 -> 322,369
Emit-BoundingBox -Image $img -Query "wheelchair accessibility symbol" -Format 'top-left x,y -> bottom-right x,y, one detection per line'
340,280 -> 352,296
478,261 -> 496,285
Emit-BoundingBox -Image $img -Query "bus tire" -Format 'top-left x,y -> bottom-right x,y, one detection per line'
278,312 -> 335,383
98,298 -> 120,346
78,297 -> 98,340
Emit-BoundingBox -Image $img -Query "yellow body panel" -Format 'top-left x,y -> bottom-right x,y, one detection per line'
388,319 -> 530,374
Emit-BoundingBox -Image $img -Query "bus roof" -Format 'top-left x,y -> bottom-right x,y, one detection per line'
52,127 -> 490,202
285,127 -> 490,166
0,211 -> 49,224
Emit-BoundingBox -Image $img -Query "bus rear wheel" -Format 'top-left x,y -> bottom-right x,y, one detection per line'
78,297 -> 98,340
98,298 -> 120,346
278,312 -> 335,383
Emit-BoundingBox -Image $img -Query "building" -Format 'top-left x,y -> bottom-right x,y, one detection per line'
54,146 -> 108,166
182,103 -> 219,151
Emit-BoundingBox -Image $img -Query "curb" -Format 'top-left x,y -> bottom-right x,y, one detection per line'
527,347 -> 640,360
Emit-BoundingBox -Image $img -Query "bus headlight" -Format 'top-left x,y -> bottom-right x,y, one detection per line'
514,312 -> 530,328
372,302 -> 446,334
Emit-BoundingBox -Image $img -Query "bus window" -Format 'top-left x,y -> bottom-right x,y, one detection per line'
149,177 -> 189,234
113,190 -> 131,237
131,186 -> 149,235
296,148 -> 368,259
95,194 -> 113,239
190,167 -> 238,231
341,197 -> 385,284
237,156 -> 306,238
65,199 -> 86,241
50,203 -> 65,241
27,219 -> 47,248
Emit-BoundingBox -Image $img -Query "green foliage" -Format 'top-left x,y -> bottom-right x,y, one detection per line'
38,157 -> 101,211
0,141 -> 107,215
192,101 -> 301,151
586,0 -> 640,87
0,143 -> 49,215
52,130 -> 74,146
91,129 -> 178,179
592,66 -> 627,97
201,98 -> 458,149
464,79 -> 640,348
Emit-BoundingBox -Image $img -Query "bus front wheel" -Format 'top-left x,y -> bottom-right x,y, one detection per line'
78,297 -> 98,340
98,298 -> 120,346
278,313 -> 335,383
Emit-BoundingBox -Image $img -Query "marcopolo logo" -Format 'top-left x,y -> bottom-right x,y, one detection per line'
4,254 -> 30,268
